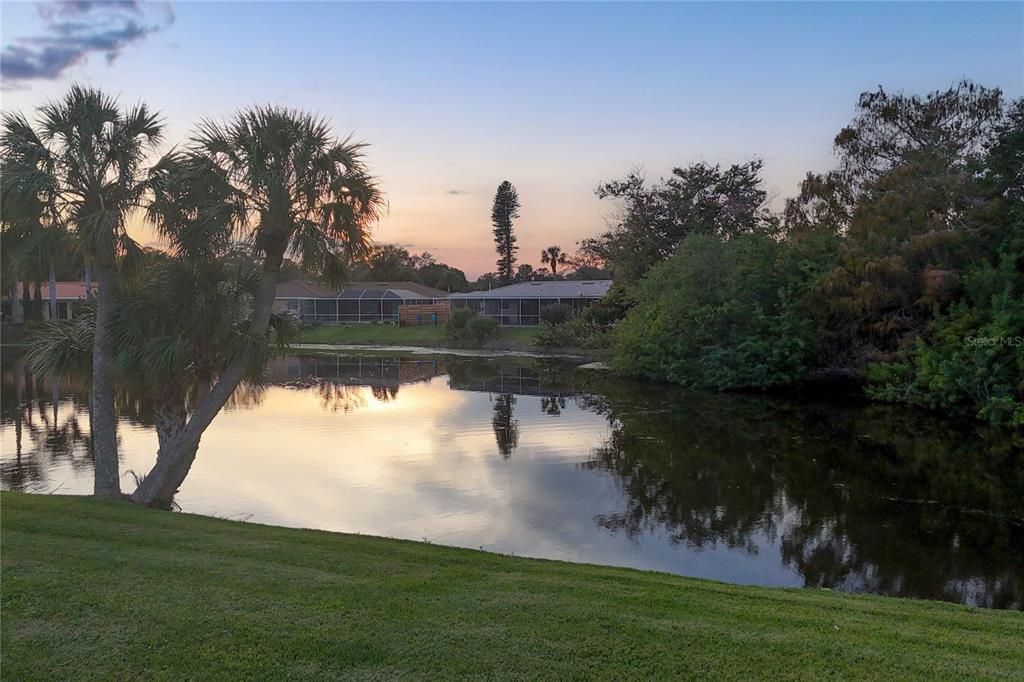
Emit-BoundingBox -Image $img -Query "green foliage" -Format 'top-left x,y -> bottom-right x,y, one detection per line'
867,255 -> 1024,425
539,303 -> 571,325
533,315 -> 610,350
599,83 -> 1022,423
590,160 -> 775,282
612,233 -> 826,390
465,316 -> 499,344
446,308 -> 499,346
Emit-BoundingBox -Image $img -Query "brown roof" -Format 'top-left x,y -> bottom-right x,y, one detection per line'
12,281 -> 95,300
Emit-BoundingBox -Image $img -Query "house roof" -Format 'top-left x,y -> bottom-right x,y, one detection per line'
274,280 -> 447,300
12,281 -> 95,300
448,280 -> 613,299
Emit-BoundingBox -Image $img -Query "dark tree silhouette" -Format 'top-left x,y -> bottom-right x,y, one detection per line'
491,180 -> 520,282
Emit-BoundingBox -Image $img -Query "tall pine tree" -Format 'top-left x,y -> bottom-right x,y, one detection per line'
491,180 -> 520,282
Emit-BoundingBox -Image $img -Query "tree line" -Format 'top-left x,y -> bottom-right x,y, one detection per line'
567,80 -> 1022,426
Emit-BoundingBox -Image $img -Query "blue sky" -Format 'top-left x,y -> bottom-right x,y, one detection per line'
3,1 -> 1022,277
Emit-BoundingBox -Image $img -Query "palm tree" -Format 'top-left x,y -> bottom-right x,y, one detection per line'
541,245 -> 568,277
1,85 -> 163,497
126,106 -> 383,506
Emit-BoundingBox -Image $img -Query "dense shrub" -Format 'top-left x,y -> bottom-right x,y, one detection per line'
867,255 -> 1024,425
465,316 -> 499,344
446,308 -> 499,346
539,303 -> 572,325
612,233 -> 827,389
533,307 -> 614,350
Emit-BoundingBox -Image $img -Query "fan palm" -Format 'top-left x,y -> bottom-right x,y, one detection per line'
127,106 -> 383,506
1,85 -> 163,497
541,245 -> 568,277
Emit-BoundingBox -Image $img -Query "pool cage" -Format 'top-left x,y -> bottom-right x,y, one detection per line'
448,297 -> 595,326
447,280 -> 614,326
279,286 -> 443,325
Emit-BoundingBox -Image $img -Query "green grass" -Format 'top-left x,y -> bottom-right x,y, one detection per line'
2,493 -> 1021,680
297,323 -> 540,351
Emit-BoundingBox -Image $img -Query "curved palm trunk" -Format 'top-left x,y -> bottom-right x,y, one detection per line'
131,255 -> 283,506
133,399 -> 193,509
91,264 -> 121,497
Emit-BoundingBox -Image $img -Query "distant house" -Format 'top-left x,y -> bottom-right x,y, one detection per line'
273,280 -> 448,325
3,282 -> 95,322
448,280 -> 613,326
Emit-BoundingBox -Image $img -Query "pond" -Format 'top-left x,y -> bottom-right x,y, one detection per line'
2,350 -> 1022,610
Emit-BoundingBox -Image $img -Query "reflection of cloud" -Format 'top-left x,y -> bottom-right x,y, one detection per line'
1,1 -> 174,85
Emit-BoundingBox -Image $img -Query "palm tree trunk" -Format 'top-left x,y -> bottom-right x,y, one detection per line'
84,261 -> 92,292
33,281 -> 42,321
91,264 -> 121,497
131,253 -> 285,506
48,262 -> 58,320
132,398 -> 192,509
21,281 -> 30,322
10,283 -> 24,324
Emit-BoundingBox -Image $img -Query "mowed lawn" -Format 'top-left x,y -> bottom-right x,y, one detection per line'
298,323 -> 539,350
2,493 -> 1022,680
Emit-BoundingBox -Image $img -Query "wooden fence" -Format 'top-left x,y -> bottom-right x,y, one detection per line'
398,303 -> 449,327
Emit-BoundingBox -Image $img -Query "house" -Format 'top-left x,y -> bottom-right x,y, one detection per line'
448,280 -> 613,326
3,282 -> 95,322
273,280 -> 448,325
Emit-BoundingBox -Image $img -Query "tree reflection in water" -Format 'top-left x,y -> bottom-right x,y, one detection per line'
579,380 -> 1023,609
3,350 -> 1021,608
491,394 -> 519,458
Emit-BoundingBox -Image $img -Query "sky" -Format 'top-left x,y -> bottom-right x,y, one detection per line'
2,1 -> 1022,278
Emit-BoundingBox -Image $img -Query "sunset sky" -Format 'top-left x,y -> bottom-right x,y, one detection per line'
2,1 -> 1022,277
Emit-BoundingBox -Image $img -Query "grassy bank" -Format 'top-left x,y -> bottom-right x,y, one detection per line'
2,494 -> 1021,680
298,323 -> 540,352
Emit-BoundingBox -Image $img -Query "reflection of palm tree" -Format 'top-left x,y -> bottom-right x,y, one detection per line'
491,394 -> 519,459
370,385 -> 399,402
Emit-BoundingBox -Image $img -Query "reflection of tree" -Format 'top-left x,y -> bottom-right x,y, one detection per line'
581,379 -> 1024,609
370,385 -> 398,402
541,396 -> 566,416
0,369 -> 94,492
491,394 -> 519,459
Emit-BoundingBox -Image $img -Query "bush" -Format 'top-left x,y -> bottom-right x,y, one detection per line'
534,316 -> 611,350
540,303 -> 572,325
867,256 -> 1024,426
611,233 -> 823,389
465,316 -> 499,345
446,308 -> 499,346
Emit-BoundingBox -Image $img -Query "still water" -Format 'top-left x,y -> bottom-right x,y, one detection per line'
2,351 -> 1022,609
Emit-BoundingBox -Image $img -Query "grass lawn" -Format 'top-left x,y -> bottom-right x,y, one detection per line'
2,493 -> 1021,680
297,323 -> 540,352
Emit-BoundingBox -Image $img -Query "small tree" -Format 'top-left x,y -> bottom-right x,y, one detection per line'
491,180 -> 520,282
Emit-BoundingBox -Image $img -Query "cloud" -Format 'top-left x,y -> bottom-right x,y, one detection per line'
1,1 -> 173,85
446,189 -> 470,195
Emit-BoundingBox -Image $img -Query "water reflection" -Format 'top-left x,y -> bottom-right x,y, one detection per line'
2,350 -> 1021,609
